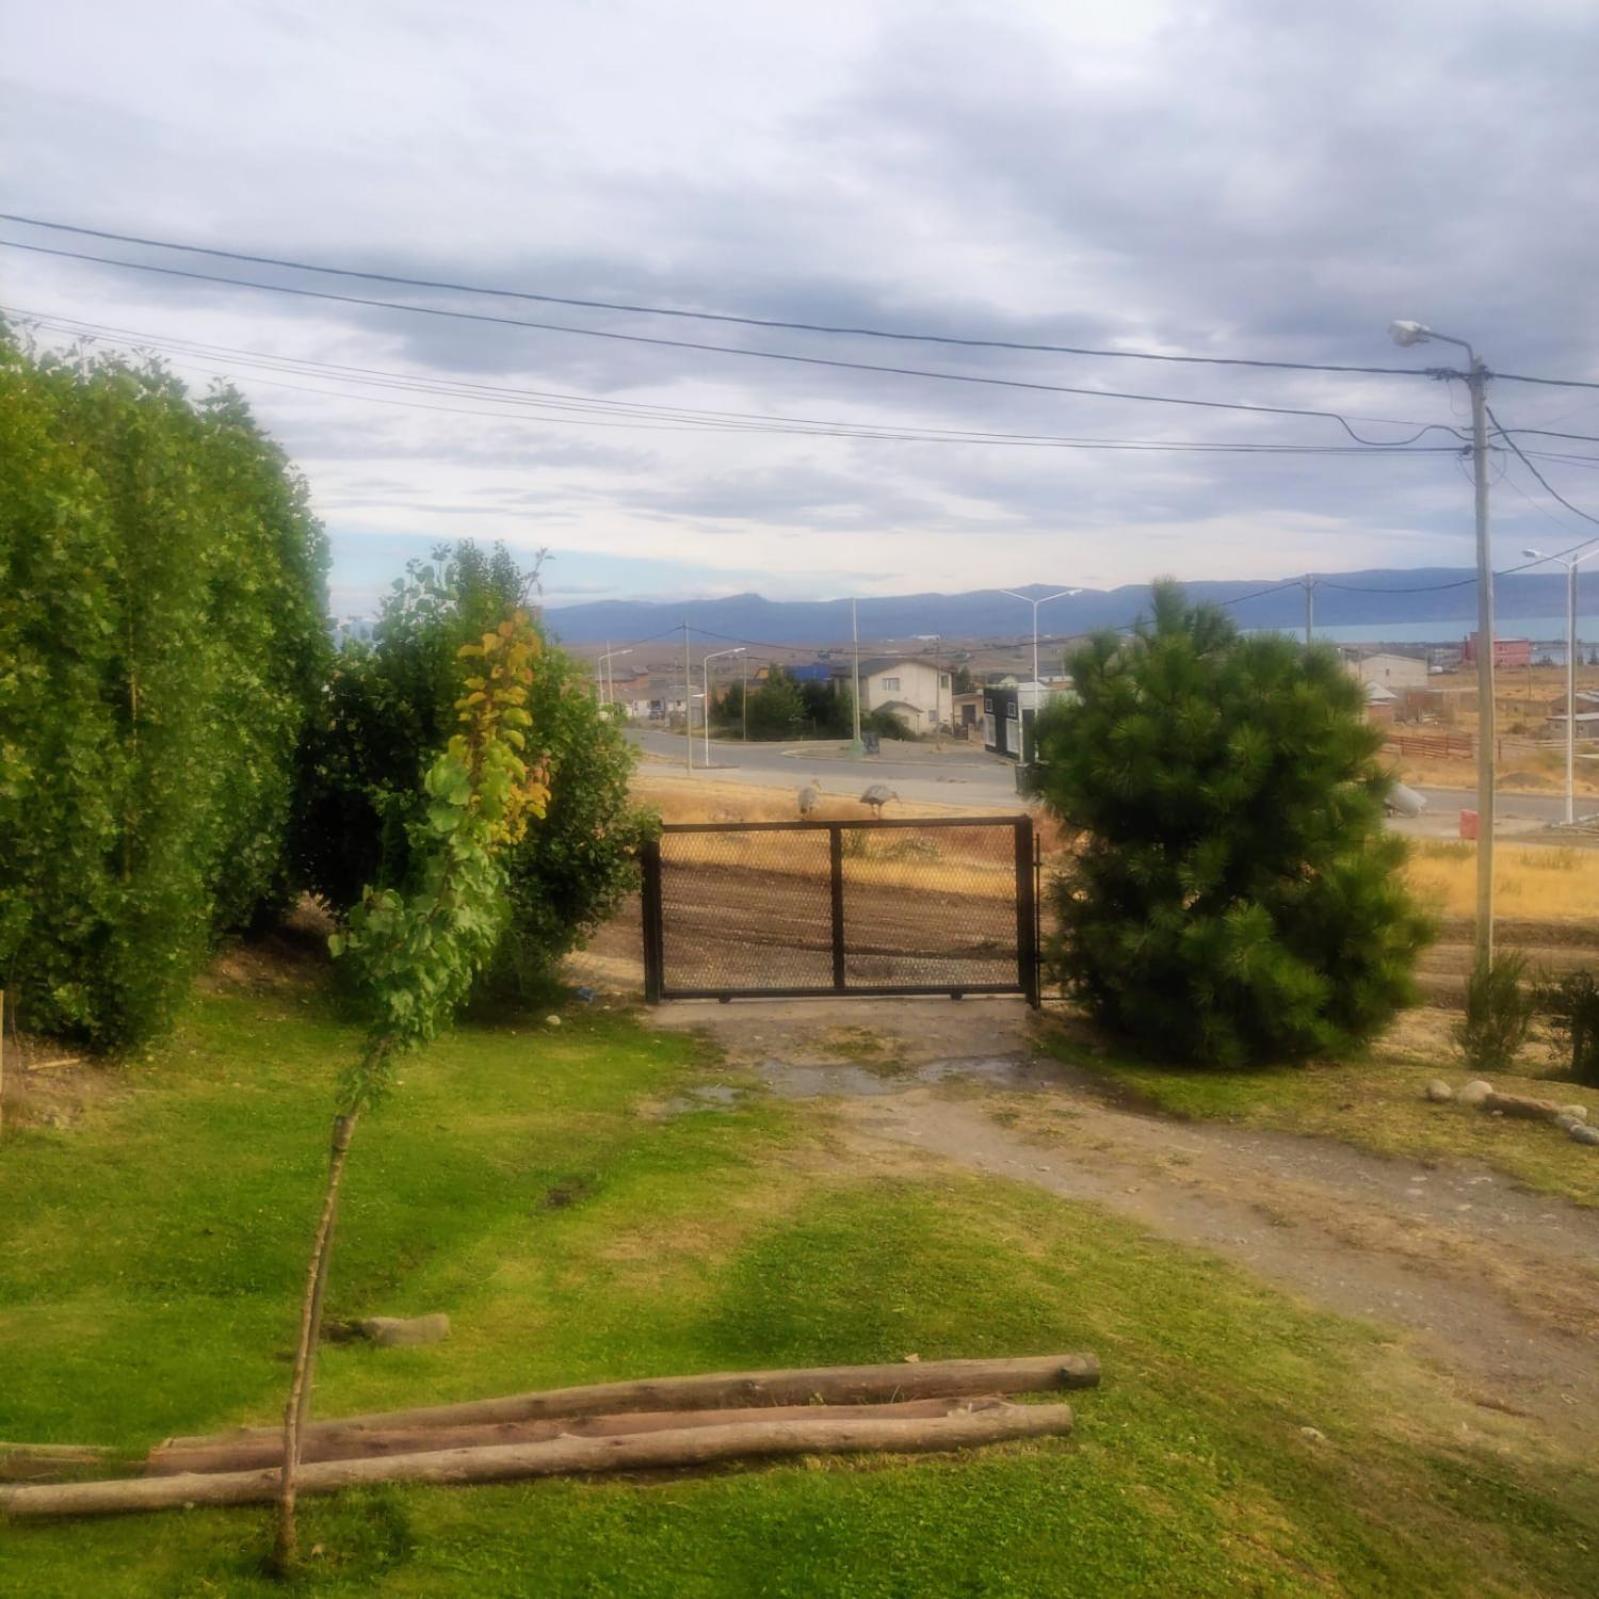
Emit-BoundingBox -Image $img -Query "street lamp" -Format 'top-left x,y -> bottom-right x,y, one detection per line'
596,646 -> 632,711
1000,588 -> 1082,692
1389,320 -> 1496,964
1522,548 -> 1598,824
702,647 -> 744,765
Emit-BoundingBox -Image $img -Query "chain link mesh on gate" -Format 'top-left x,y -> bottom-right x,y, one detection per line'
644,817 -> 1035,1001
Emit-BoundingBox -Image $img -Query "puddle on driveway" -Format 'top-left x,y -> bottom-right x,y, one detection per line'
659,1083 -> 745,1116
657,1056 -> 1055,1116
758,1054 -> 1050,1099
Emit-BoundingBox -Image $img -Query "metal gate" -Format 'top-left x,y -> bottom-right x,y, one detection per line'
641,816 -> 1038,1005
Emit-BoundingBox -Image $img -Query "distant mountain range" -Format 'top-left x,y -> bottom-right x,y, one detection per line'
541,569 -> 1586,647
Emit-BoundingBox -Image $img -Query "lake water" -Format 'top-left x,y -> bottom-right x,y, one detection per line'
1261,614 -> 1599,652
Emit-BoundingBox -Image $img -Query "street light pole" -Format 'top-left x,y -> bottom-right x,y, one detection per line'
1391,321 -> 1495,964
596,646 -> 632,712
1522,547 -> 1597,826
1000,588 -> 1082,690
702,647 -> 744,766
682,621 -> 693,775
850,597 -> 863,756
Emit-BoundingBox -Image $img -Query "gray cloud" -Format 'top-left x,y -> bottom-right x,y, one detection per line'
4,0 -> 1596,602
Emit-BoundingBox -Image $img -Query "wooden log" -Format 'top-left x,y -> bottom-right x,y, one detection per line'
163,1352 -> 1099,1453
0,1443 -> 114,1483
147,1397 -> 969,1476
3,1399 -> 1073,1519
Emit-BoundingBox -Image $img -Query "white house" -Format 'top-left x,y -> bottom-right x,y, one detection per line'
849,656 -> 953,732
1341,649 -> 1427,692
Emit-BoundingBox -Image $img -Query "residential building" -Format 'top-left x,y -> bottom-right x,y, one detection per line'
1463,634 -> 1533,669
983,681 -> 1073,760
952,690 -> 984,735
1362,681 -> 1399,724
1340,649 -> 1427,692
832,656 -> 953,732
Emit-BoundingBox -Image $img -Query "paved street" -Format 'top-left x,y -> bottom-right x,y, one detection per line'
628,729 -> 1024,809
630,731 -> 1585,836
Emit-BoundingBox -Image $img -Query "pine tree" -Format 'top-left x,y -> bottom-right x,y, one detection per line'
1035,581 -> 1433,1066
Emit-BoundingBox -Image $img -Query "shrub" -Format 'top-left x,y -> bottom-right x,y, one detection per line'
1537,969 -> 1599,1086
0,331 -> 328,1047
1456,953 -> 1536,1074
296,541 -> 650,996
1035,581 -> 1433,1066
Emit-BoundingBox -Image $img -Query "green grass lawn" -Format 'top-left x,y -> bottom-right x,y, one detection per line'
4,970 -> 1598,1596
1039,1009 -> 1599,1210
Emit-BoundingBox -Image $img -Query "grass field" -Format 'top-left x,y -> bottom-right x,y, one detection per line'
4,961 -> 1599,1595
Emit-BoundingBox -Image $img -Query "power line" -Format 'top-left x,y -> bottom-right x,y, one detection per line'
0,237 -> 1465,446
0,211 -> 1435,379
9,305 -> 1464,457
1493,370 -> 1599,394
1484,402 -> 1599,534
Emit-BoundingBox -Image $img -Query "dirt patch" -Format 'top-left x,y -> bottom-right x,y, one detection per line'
201,899 -> 334,995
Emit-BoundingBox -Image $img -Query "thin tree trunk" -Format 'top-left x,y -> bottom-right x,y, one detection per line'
273,1109 -> 359,1572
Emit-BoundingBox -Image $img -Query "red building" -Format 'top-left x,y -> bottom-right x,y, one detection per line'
1463,633 -> 1532,669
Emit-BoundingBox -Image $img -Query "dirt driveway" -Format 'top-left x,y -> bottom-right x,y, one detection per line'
648,996 -> 1599,1451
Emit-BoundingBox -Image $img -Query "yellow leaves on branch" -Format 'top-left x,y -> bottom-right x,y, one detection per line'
453,610 -> 550,845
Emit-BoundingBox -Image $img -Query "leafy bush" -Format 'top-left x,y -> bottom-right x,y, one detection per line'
1537,968 -> 1599,1086
296,542 -> 650,996
1035,581 -> 1433,1066
1456,953 -> 1536,1074
0,331 -> 328,1047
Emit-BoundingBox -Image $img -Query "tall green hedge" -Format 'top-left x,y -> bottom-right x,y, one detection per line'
0,331 -> 329,1047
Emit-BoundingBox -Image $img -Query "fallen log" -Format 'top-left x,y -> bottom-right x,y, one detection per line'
147,1397 -> 969,1476
163,1352 -> 1099,1454
3,1399 -> 1075,1520
1,1443 -> 114,1483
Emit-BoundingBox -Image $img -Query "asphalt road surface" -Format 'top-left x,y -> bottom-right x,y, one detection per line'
630,731 -> 1581,833
629,729 -> 1023,810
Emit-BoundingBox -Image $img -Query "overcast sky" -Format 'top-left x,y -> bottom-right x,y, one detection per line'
4,0 -> 1599,614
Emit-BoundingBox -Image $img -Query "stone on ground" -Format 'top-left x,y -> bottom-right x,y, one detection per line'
1458,1080 -> 1494,1107
1424,1080 -> 1454,1103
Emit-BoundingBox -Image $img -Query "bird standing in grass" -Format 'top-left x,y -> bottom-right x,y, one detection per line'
860,783 -> 899,817
797,780 -> 822,817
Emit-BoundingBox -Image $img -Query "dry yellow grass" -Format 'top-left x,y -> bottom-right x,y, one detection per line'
632,771 -> 996,825
1404,838 -> 1599,921
631,772 -> 1022,896
632,773 -> 1599,922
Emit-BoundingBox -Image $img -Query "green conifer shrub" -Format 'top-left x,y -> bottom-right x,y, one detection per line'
1035,581 -> 1433,1066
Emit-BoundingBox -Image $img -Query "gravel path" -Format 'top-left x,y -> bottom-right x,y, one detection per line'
650,997 -> 1599,1447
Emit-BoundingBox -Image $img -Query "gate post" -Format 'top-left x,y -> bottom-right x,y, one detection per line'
640,837 -> 664,1004
1014,817 -> 1040,1008
829,824 -> 846,991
